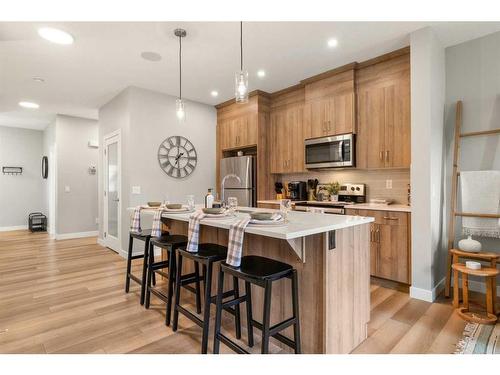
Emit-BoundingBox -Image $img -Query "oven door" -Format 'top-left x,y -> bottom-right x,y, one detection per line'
304,134 -> 354,169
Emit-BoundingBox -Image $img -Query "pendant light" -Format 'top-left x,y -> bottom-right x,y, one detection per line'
174,28 -> 186,121
235,22 -> 249,103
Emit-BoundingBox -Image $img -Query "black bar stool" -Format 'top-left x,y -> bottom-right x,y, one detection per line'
172,243 -> 242,354
145,234 -> 202,326
213,255 -> 301,354
125,229 -> 156,305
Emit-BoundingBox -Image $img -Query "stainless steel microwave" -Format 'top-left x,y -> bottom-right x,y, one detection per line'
304,133 -> 355,169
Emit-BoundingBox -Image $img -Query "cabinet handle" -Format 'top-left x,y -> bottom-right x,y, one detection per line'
376,228 -> 380,242
383,216 -> 399,221
370,230 -> 374,242
385,150 -> 389,162
379,151 -> 383,160
328,120 -> 332,132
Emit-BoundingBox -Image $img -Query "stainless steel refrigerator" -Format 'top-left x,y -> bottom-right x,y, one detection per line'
220,156 -> 256,207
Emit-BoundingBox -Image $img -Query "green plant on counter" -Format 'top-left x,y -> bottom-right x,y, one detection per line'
326,181 -> 340,195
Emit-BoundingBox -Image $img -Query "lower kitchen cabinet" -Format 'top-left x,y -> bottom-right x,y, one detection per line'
346,208 -> 411,284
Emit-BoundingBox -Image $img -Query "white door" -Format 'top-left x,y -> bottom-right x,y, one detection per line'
103,132 -> 121,252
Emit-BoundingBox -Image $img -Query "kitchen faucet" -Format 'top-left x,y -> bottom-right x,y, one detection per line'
221,174 -> 241,204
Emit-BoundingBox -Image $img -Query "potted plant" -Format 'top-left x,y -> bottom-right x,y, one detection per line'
326,182 -> 341,202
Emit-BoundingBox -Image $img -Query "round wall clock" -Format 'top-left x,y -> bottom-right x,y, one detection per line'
157,135 -> 197,179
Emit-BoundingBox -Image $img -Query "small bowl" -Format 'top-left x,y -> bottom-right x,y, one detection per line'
250,211 -> 274,221
147,201 -> 161,207
166,203 -> 183,209
202,207 -> 225,215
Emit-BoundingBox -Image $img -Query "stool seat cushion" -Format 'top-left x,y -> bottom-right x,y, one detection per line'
178,243 -> 228,261
223,255 -> 293,281
130,229 -> 153,240
151,234 -> 188,248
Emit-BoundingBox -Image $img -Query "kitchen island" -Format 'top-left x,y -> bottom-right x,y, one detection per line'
136,207 -> 374,354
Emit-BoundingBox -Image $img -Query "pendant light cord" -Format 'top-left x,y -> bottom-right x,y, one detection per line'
240,21 -> 243,71
179,34 -> 182,100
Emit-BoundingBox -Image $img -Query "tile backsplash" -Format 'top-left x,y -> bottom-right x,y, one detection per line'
280,169 -> 411,204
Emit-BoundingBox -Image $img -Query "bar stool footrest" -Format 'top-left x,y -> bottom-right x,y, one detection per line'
216,333 -> 249,354
128,273 -> 142,285
250,319 -> 297,350
177,305 -> 203,328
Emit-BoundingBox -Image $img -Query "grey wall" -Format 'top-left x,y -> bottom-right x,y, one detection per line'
444,31 -> 500,294
0,126 -> 44,228
42,121 -> 56,233
410,27 -> 446,301
55,115 -> 99,235
98,86 -> 216,255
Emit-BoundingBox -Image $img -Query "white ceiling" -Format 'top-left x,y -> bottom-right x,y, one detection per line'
1,21 -> 500,130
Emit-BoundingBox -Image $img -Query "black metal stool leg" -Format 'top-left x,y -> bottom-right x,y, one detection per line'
291,270 -> 301,354
245,281 -> 254,348
145,242 -> 155,308
194,262 -> 202,314
261,280 -> 272,354
165,246 -> 175,326
125,234 -> 133,293
201,261 -> 213,354
233,277 -> 242,340
139,237 -> 150,305
172,252 -> 183,332
213,268 -> 225,354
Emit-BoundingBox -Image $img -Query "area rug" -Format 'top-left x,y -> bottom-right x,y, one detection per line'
455,322 -> 500,354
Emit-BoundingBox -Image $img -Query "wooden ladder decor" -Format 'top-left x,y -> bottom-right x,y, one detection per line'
444,100 -> 500,298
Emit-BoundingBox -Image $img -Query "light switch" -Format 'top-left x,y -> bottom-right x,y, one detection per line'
65,185 -> 71,193
132,186 -> 141,194
385,180 -> 392,189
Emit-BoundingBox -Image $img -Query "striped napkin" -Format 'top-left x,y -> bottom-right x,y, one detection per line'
226,218 -> 251,267
151,208 -> 166,238
186,211 -> 207,252
130,206 -> 143,233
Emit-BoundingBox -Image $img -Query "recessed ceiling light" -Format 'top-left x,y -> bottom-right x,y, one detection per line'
141,51 -> 162,62
257,70 -> 266,78
38,27 -> 74,45
211,91 -> 219,97
19,101 -> 40,109
327,38 -> 338,48
32,77 -> 45,83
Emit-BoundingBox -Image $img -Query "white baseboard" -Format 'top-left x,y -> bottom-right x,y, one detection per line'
0,225 -> 28,232
55,230 -> 99,240
97,237 -> 106,247
409,286 -> 434,302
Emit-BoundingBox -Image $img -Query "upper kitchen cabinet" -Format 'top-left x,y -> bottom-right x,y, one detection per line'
218,112 -> 258,150
356,48 -> 411,169
269,85 -> 306,174
303,65 -> 356,139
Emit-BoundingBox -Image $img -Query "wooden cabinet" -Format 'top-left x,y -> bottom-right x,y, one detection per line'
269,105 -> 305,174
305,92 -> 354,138
345,208 -> 410,284
218,113 -> 258,151
356,53 -> 410,169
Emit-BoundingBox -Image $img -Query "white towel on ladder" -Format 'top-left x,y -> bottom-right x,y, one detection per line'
460,170 -> 500,238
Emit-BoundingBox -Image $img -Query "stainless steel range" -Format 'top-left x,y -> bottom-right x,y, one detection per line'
294,183 -> 366,214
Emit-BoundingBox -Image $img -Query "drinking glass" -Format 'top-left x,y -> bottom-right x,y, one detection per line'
227,197 -> 238,216
186,195 -> 195,211
280,199 -> 292,222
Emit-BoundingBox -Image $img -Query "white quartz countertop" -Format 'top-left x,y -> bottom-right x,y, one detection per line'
344,203 -> 411,213
130,206 -> 373,240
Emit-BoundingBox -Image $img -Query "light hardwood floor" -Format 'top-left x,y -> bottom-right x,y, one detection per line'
0,230 -> 487,354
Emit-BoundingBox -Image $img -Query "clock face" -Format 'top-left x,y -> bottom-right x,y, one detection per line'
158,136 -> 197,179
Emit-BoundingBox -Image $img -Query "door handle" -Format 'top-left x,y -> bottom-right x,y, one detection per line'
385,150 -> 389,162
113,198 -> 120,202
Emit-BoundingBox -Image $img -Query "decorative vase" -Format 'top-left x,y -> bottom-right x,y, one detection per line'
458,235 -> 482,253
330,194 -> 338,202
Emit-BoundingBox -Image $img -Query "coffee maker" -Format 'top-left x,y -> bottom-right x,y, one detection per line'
288,181 -> 307,201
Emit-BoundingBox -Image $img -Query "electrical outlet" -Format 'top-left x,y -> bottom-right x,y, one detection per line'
386,180 -> 393,189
